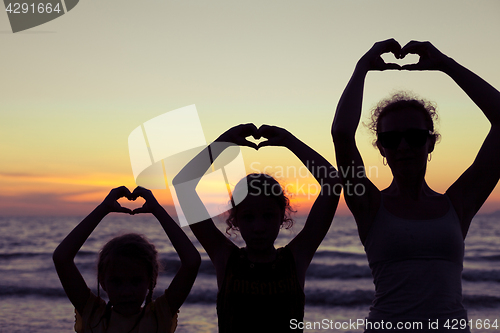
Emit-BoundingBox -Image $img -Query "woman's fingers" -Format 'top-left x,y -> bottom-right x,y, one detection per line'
238,123 -> 260,149
399,40 -> 427,58
109,186 -> 132,200
220,123 -> 259,149
400,41 -> 447,71
379,38 -> 402,56
361,39 -> 402,71
256,124 -> 288,148
116,205 -> 133,214
131,205 -> 149,215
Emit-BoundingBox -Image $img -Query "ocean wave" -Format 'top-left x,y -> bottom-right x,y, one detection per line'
0,252 -> 52,259
2,285 -> 500,308
0,285 -> 67,297
462,269 -> 500,282
466,254 -> 500,262
463,295 -> 500,308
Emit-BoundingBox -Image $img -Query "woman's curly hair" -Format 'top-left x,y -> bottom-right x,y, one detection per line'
367,91 -> 441,147
225,173 -> 295,235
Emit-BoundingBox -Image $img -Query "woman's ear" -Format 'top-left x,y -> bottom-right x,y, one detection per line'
376,141 -> 387,157
428,135 -> 436,154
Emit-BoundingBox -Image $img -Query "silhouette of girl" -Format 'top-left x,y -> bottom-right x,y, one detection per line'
53,186 -> 200,332
173,124 -> 340,333
331,39 -> 500,332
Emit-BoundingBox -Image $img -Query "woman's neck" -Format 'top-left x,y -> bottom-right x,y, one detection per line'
388,172 -> 431,201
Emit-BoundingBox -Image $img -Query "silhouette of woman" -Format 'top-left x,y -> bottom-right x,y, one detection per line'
331,39 -> 500,332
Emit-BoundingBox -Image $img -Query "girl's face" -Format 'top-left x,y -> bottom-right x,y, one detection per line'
101,255 -> 150,316
377,108 -> 434,177
235,194 -> 283,252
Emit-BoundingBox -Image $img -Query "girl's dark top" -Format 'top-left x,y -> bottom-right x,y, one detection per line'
217,245 -> 305,333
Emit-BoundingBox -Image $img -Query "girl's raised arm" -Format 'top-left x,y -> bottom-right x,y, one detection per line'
130,187 -> 201,314
172,124 -> 258,286
331,39 -> 401,243
400,41 -> 500,236
52,186 -> 133,315
257,125 -> 340,284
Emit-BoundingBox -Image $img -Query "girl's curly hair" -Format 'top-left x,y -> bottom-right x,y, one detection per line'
225,173 -> 295,235
367,91 -> 441,147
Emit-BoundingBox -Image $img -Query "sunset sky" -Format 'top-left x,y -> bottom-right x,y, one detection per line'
1,0 -> 499,217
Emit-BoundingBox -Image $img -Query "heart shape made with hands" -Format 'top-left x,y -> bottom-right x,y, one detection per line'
244,135 -> 268,146
117,196 -> 145,211
240,125 -> 281,149
381,52 -> 420,67
108,186 -> 154,215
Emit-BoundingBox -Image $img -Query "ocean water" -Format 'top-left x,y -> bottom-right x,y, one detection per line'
1,213 -> 499,332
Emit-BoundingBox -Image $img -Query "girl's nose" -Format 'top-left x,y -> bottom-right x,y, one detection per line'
253,218 -> 267,233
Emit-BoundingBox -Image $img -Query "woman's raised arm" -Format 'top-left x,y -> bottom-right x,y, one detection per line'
401,41 -> 500,236
331,39 -> 401,242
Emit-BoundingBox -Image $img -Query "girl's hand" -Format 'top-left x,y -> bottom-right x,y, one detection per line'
100,186 -> 133,214
256,124 -> 292,149
357,38 -> 402,72
130,186 -> 161,215
216,123 -> 259,149
400,40 -> 449,71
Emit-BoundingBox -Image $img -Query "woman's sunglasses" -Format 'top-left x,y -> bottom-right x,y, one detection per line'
377,129 -> 432,149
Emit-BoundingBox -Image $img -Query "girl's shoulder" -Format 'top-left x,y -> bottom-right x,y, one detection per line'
149,293 -> 179,333
74,292 -> 107,333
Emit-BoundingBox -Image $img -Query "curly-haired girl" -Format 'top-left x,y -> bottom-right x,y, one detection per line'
173,124 -> 340,333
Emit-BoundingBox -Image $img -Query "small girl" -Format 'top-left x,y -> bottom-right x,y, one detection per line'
173,124 -> 340,333
53,186 -> 201,333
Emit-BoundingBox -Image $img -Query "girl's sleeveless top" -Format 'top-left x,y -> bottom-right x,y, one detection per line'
216,246 -> 305,333
363,194 -> 470,332
74,291 -> 177,333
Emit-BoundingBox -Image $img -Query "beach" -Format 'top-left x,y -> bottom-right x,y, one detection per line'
1,214 -> 499,332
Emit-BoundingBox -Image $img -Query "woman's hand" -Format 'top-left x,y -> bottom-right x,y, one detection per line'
216,123 -> 259,149
100,186 -> 133,214
130,186 -> 162,215
400,40 -> 450,71
357,38 -> 402,72
256,124 -> 293,149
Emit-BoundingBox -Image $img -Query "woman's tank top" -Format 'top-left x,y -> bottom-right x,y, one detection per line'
363,194 -> 469,332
